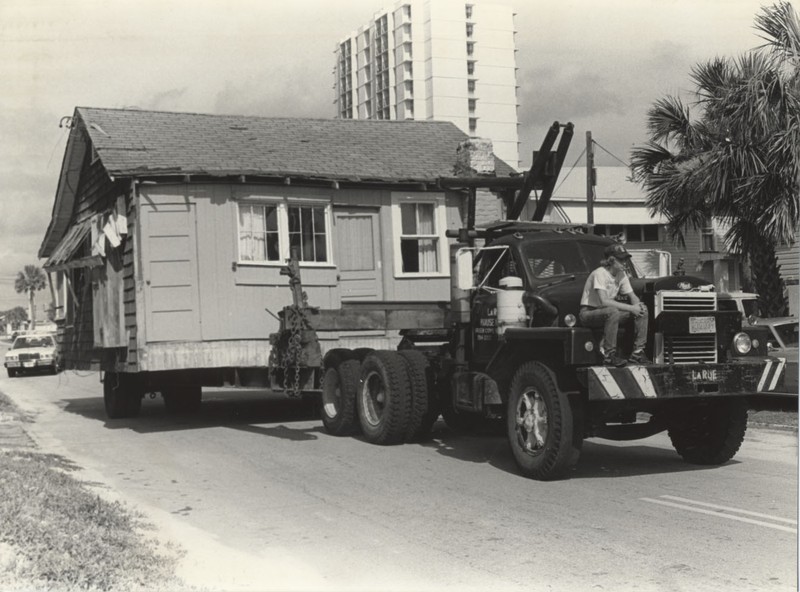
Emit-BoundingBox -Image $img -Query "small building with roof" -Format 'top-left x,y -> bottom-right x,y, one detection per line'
39,107 -> 514,374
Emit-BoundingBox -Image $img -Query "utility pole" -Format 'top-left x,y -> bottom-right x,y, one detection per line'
586,131 -> 595,225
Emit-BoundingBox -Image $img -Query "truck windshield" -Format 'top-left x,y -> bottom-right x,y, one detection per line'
521,241 -> 639,280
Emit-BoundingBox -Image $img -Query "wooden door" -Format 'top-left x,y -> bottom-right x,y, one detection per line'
140,202 -> 202,342
333,208 -> 383,301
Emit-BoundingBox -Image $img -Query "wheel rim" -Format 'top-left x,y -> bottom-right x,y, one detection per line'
361,371 -> 386,427
322,371 -> 341,419
515,388 -> 548,456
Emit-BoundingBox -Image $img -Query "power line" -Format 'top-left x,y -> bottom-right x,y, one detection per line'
592,140 -> 631,168
553,147 -> 586,195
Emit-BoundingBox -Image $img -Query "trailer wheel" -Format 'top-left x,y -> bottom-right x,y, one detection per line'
507,361 -> 579,480
321,359 -> 361,436
357,351 -> 412,445
398,350 -> 439,442
667,398 -> 748,465
163,385 -> 202,415
103,373 -> 143,419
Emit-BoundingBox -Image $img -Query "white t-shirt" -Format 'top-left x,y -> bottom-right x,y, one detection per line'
580,266 -> 633,307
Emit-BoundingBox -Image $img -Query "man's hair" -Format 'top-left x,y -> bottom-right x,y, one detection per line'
600,256 -> 617,269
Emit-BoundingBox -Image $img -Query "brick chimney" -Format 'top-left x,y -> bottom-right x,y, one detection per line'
454,138 -> 495,177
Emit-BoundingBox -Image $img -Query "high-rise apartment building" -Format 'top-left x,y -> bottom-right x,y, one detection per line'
334,0 -> 520,169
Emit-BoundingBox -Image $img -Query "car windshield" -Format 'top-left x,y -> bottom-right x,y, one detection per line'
13,336 -> 54,349
774,322 -> 799,348
521,240 -> 638,281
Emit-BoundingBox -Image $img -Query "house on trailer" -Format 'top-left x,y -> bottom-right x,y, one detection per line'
38,107 -> 514,381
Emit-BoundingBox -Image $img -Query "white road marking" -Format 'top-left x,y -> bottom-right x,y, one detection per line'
641,495 -> 797,534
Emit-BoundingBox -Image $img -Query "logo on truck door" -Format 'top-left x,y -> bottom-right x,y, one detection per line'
476,306 -> 497,342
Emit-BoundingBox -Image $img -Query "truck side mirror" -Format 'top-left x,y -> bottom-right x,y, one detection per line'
455,249 -> 475,290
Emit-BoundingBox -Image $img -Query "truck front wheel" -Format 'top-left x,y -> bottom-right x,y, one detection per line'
667,398 -> 748,465
357,351 -> 412,445
103,373 -> 143,419
507,362 -> 580,480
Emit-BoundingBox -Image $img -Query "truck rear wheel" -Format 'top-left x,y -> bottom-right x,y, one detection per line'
667,398 -> 748,465
103,373 -> 143,419
162,385 -> 202,414
321,359 -> 361,436
398,350 -> 439,442
357,350 -> 411,445
507,362 -> 579,480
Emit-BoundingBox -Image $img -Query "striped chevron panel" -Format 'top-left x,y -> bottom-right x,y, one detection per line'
585,359 -> 786,400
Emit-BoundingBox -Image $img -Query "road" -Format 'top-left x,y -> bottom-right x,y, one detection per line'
0,363 -> 796,592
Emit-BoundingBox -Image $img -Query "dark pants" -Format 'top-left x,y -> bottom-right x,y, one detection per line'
579,306 -> 648,355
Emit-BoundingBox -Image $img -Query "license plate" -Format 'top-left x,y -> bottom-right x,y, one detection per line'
689,316 -> 716,334
23,361 -> 36,368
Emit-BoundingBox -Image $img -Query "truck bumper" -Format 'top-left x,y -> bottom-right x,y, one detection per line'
580,358 -> 786,401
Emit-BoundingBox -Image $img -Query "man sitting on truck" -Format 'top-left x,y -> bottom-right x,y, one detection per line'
579,243 -> 649,367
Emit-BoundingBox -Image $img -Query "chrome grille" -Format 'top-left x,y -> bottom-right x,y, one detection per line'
18,353 -> 40,361
666,335 -> 718,364
656,290 -> 718,364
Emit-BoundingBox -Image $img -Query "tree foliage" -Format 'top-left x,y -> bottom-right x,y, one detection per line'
14,265 -> 47,330
631,2 -> 799,316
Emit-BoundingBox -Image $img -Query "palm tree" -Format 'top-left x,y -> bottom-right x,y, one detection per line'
14,265 -> 47,330
631,1 -> 799,317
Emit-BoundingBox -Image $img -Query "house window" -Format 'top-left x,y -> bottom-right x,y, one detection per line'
468,98 -> 477,114
467,60 -> 475,75
466,23 -> 474,38
469,117 -> 477,133
392,194 -> 448,276
701,219 -> 716,251
237,201 -> 331,265
465,4 -> 473,19
239,203 -> 280,262
466,41 -> 475,56
467,79 -> 476,94
288,205 -> 328,263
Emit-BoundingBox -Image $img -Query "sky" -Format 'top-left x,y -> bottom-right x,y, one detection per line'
0,0 -> 774,312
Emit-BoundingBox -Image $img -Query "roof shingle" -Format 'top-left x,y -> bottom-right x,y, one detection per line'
77,107 -> 516,182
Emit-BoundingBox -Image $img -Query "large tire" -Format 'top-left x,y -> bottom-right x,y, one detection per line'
506,361 -> 580,480
104,373 -> 143,419
321,359 -> 361,436
667,398 -> 748,465
162,385 -> 202,415
398,350 -> 439,442
357,350 -> 412,445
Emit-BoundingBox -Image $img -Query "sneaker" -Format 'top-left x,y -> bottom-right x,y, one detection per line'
629,350 -> 651,364
603,351 -> 628,367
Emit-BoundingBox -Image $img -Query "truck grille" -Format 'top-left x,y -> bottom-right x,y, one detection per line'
665,335 -> 717,364
655,290 -> 718,364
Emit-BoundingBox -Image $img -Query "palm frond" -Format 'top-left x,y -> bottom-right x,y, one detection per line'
754,1 -> 800,64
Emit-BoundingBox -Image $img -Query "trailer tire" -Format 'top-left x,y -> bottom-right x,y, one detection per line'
352,348 -> 374,361
506,361 -> 578,480
667,398 -> 748,465
104,373 -> 143,419
398,350 -> 438,442
321,359 -> 361,436
357,350 -> 412,445
163,386 -> 202,415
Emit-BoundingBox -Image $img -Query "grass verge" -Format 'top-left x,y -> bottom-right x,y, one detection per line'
0,393 -> 185,591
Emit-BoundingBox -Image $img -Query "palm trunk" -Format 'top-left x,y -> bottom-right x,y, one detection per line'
28,291 -> 36,330
748,235 -> 789,317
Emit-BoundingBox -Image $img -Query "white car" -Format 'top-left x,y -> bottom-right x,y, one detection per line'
4,334 -> 61,377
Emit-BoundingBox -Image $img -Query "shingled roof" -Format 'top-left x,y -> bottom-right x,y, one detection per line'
76,107 -> 516,182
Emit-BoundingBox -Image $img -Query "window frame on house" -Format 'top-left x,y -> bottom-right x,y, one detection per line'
391,192 -> 449,278
701,218 -> 716,252
594,224 -> 660,243
236,198 -> 333,267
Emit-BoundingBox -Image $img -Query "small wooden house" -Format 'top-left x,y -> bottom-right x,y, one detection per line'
39,107 -> 514,381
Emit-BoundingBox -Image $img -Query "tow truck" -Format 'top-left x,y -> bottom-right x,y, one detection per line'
268,122 -> 786,480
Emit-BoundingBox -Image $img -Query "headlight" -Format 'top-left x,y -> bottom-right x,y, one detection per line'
732,332 -> 752,355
